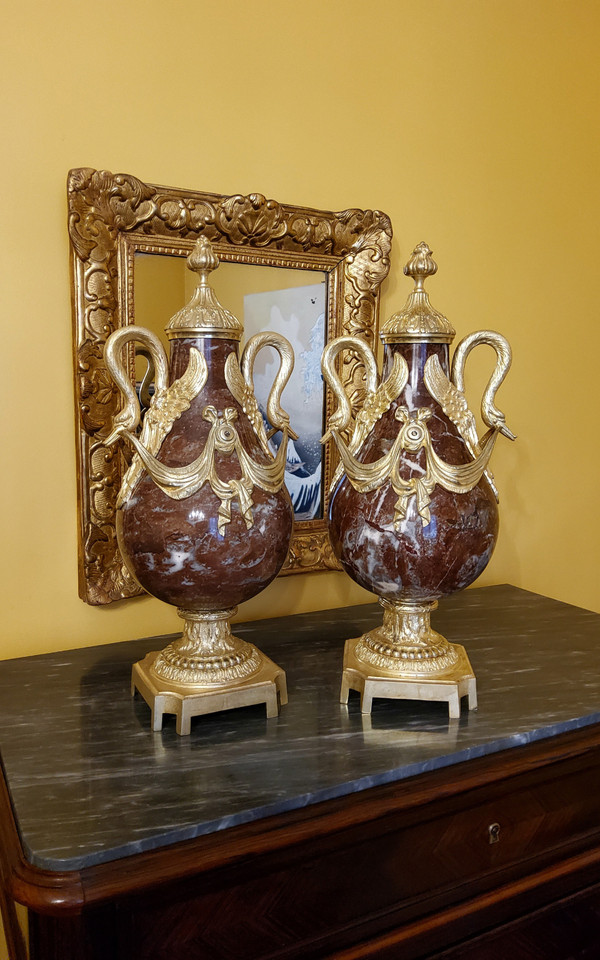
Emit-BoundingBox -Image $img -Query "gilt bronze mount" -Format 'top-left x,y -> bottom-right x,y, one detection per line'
340,599 -> 477,718
132,608 -> 287,735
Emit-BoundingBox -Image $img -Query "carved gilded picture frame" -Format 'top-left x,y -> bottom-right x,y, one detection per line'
68,168 -> 392,604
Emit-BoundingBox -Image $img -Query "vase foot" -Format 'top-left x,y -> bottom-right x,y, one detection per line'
340,635 -> 477,720
132,650 -> 287,735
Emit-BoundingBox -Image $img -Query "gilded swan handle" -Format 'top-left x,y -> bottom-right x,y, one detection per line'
320,335 -> 379,441
451,329 -> 516,440
241,332 -> 298,441
104,326 -> 169,445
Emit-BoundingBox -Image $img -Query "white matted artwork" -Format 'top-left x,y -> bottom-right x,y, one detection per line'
243,282 -> 327,520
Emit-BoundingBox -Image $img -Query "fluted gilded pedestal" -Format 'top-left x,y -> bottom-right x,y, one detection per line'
322,242 -> 515,718
104,238 -> 295,733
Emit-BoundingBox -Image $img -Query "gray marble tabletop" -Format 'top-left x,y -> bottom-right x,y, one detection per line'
0,584 -> 599,871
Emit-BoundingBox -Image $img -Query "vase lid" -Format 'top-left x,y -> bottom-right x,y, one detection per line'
380,242 -> 456,344
164,236 -> 244,341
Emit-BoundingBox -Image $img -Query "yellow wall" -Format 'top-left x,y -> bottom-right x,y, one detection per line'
2,0 -> 599,665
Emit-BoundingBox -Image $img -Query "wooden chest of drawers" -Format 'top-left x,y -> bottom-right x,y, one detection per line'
3,726 -> 600,959
1,586 -> 599,959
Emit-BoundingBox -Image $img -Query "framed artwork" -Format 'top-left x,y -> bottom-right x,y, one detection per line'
68,168 -> 392,603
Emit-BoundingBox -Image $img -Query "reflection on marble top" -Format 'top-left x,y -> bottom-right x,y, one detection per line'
0,585 -> 599,871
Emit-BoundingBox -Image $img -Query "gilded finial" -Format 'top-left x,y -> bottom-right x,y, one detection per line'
404,241 -> 438,287
164,236 -> 243,341
380,241 -> 455,344
187,235 -> 220,281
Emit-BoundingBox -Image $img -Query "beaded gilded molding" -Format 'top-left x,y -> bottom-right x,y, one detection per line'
68,168 -> 392,605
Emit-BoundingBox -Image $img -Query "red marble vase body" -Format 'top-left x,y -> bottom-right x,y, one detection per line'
118,336 -> 294,612
328,340 -> 499,604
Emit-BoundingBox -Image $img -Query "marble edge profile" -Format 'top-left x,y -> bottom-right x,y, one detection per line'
24,709 -> 600,872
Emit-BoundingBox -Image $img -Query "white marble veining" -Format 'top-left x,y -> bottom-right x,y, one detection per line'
0,585 -> 598,871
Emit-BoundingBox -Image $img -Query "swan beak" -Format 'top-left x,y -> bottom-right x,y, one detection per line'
105,427 -> 123,446
500,423 -> 517,441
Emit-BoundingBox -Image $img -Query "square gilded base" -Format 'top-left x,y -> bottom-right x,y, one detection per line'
132,652 -> 288,735
340,636 -> 477,720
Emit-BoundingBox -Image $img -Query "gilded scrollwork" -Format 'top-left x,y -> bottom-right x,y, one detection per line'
284,530 -> 340,571
78,340 -> 118,435
69,168 -> 392,603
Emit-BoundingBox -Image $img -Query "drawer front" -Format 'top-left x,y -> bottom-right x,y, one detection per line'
429,881 -> 600,960
116,759 -> 600,960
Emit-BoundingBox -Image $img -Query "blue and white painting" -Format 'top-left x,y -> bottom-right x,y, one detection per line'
243,282 -> 327,520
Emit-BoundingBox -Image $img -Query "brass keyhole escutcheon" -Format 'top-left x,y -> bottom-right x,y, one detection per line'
488,822 -> 501,844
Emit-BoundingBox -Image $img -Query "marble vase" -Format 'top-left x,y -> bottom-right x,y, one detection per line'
321,242 -> 515,718
104,237 -> 295,733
